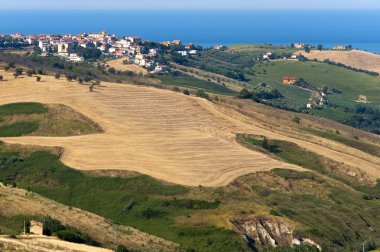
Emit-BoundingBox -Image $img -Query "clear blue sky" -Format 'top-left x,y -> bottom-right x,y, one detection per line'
1,0 -> 380,9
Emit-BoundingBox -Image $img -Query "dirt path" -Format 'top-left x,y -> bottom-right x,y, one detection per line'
0,71 -> 379,186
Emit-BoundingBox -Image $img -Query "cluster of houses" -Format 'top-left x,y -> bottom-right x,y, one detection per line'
1,32 -> 203,73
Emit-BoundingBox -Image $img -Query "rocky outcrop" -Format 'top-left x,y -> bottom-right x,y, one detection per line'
232,217 -> 321,251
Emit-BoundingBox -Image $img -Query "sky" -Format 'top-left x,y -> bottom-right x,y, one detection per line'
1,0 -> 380,10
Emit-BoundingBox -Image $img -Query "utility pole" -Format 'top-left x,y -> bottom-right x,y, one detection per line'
23,221 -> 26,235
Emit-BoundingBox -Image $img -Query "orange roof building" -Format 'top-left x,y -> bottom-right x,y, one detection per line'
282,76 -> 297,85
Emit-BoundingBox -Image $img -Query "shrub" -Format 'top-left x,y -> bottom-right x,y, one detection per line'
4,66 -> 10,71
78,78 -> 84,84
14,67 -> 23,75
292,116 -> 301,124
84,77 -> 92,83
116,245 -> 131,252
196,90 -> 209,100
238,88 -> 252,99
36,69 -> 44,75
55,73 -> 61,79
26,69 -> 35,77
0,76 -> 3,81
183,89 -> 190,95
13,73 -> 20,78
36,76 -> 41,82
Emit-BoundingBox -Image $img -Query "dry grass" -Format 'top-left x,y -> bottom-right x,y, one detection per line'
0,70 -> 379,186
296,49 -> 380,74
0,183 -> 178,251
0,235 -> 113,252
107,57 -> 148,75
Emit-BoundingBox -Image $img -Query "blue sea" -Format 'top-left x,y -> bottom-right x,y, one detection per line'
1,10 -> 380,52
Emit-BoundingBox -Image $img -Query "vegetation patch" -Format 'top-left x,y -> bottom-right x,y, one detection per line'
0,102 -> 102,137
0,147 -> 246,252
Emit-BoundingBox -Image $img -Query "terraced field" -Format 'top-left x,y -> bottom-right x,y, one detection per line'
1,71 -> 380,186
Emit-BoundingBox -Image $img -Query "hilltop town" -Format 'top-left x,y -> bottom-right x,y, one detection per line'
0,31 -> 204,73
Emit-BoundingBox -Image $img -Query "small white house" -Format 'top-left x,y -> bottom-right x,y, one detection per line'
69,53 -> 84,63
177,51 -> 188,56
189,50 -> 198,55
307,103 -> 312,109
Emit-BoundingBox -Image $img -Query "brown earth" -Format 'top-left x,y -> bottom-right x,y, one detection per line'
296,49 -> 380,74
0,183 -> 178,251
0,71 -> 380,186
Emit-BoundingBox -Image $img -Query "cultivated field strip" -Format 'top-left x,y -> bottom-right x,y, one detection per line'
1,72 -> 380,186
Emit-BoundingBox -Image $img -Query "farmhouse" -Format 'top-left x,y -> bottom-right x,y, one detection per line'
294,43 -> 305,49
282,76 -> 297,85
30,220 -> 43,235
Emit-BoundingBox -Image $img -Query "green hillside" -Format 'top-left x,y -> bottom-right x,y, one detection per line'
248,60 -> 380,108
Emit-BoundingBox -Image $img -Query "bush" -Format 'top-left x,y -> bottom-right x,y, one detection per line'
292,116 -> 301,124
0,76 -> 3,81
238,88 -> 252,99
183,89 -> 190,95
36,69 -> 44,75
196,90 -> 209,100
116,245 -> 131,252
57,228 -> 99,246
55,73 -> 61,79
36,76 -> 41,82
26,69 -> 35,77
78,78 -> 84,84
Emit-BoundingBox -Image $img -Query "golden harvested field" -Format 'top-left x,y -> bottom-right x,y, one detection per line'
296,49 -> 380,74
1,71 -> 380,186
107,57 -> 148,75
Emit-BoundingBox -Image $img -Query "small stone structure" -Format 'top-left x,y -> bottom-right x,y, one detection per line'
30,220 -> 43,235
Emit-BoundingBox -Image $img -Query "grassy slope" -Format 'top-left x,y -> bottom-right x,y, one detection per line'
0,149 -> 248,252
0,140 -> 379,251
301,127 -> 380,157
248,61 -> 380,108
236,135 -> 380,250
0,103 -> 102,137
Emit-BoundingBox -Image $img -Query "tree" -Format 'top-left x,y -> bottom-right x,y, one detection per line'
26,69 -> 36,77
36,76 -> 41,82
37,69 -> 44,75
238,88 -> 252,99
317,44 -> 323,51
108,67 -> 116,74
55,73 -> 61,79
7,62 -> 15,68
304,46 -> 311,54
15,67 -> 23,75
